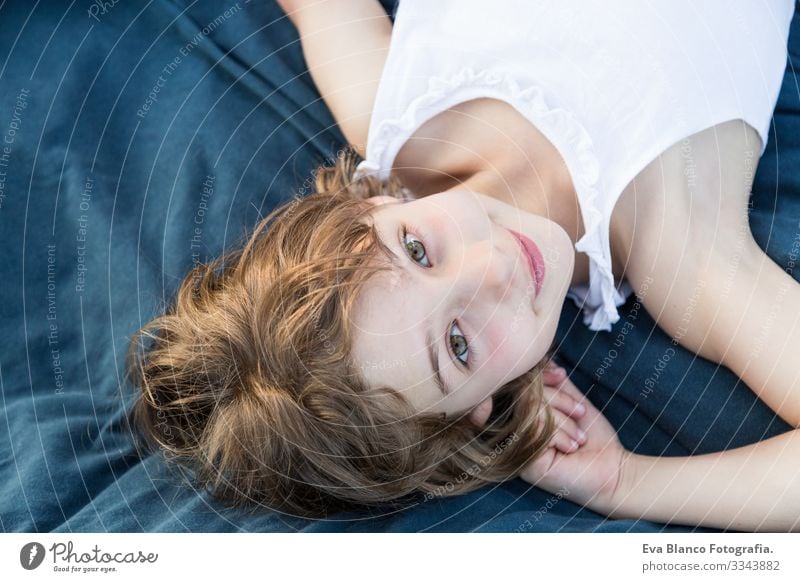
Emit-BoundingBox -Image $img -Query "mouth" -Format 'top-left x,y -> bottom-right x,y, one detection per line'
507,229 -> 546,299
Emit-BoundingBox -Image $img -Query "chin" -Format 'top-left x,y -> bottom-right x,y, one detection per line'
538,227 -> 574,299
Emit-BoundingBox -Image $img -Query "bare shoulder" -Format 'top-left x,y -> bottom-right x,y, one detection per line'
610,120 -> 762,362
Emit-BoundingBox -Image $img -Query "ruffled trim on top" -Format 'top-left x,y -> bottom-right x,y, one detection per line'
355,66 -> 626,332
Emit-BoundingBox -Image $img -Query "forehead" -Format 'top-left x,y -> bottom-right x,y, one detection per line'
350,252 -> 412,339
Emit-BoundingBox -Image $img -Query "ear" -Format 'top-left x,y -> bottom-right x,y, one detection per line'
363,195 -> 400,207
468,396 -> 494,429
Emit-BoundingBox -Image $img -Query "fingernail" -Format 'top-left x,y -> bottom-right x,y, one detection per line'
577,429 -> 586,442
571,440 -> 579,449
575,403 -> 586,415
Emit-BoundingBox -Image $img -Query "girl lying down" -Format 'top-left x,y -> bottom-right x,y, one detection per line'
128,0 -> 800,529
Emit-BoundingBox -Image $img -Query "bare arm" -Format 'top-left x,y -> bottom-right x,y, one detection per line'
612,120 -> 800,427
276,0 -> 392,158
525,99 -> 800,535
610,430 -> 800,532
704,241 -> 800,427
520,372 -> 800,532
570,231 -> 800,530
623,225 -> 800,428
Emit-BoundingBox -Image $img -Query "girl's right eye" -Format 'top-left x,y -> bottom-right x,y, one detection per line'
403,229 -> 431,267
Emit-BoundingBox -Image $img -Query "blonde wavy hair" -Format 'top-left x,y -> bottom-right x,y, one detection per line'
127,147 -> 557,518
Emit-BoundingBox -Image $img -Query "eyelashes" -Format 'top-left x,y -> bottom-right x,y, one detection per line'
400,224 -> 478,370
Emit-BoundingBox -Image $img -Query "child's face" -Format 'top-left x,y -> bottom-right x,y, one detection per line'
349,189 -> 575,424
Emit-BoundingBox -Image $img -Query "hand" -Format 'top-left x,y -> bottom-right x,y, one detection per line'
539,361 -> 589,455
521,362 -> 631,516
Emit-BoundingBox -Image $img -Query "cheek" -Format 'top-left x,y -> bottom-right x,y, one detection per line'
486,318 -> 547,369
484,324 -> 520,365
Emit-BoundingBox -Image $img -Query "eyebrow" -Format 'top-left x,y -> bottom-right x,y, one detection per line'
378,224 -> 450,397
426,327 -> 449,396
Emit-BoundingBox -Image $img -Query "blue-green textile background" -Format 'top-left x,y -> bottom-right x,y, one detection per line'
1,0 -> 798,532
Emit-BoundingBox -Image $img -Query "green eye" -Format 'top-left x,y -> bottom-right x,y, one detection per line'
403,231 -> 431,267
449,322 -> 469,365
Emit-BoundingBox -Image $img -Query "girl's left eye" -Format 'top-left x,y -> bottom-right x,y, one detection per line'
403,230 -> 431,267
402,227 -> 475,369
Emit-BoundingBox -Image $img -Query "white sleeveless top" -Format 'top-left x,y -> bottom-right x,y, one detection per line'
354,0 -> 794,331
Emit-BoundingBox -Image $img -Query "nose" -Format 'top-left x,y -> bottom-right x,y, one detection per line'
448,237 -> 516,306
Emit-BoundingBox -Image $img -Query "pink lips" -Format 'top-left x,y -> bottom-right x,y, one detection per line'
507,229 -> 546,298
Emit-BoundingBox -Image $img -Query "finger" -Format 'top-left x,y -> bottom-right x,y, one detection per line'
542,367 -> 567,386
544,358 -> 561,371
552,408 -> 587,445
549,427 -> 581,454
543,359 -> 565,373
553,377 -> 590,410
552,382 -> 608,435
542,386 -> 586,418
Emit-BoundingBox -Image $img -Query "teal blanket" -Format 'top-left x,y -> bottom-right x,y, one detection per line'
1,0 -> 797,532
